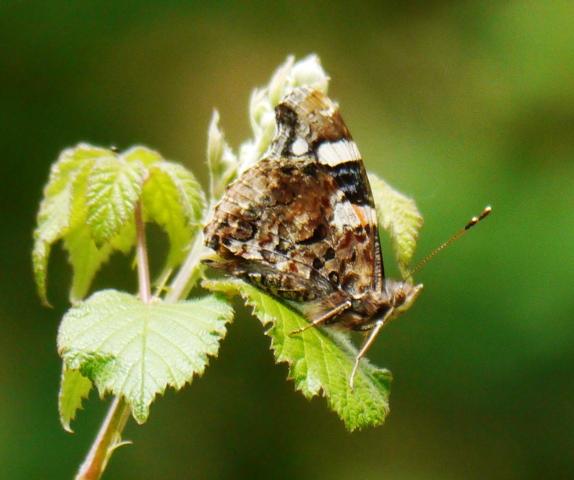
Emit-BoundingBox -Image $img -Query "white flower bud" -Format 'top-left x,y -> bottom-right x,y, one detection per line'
212,55 -> 330,187
238,141 -> 258,174
268,55 -> 295,106
290,54 -> 329,93
207,110 -> 237,198
249,88 -> 270,135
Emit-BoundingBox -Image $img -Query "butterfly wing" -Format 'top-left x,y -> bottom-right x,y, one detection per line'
272,88 -> 385,293
204,88 -> 385,319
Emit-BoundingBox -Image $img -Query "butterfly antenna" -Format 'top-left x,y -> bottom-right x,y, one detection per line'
409,206 -> 492,277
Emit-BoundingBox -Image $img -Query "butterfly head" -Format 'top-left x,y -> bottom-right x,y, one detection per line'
383,280 -> 423,320
346,280 -> 422,329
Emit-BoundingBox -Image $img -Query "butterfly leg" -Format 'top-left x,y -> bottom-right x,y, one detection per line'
349,319 -> 386,390
290,300 -> 352,336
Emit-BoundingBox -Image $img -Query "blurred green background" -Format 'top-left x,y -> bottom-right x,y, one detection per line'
2,1 -> 573,478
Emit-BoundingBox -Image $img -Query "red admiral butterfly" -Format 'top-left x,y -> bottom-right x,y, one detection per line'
204,87 -> 490,387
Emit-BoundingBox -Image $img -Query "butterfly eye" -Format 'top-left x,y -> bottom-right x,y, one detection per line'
394,290 -> 407,306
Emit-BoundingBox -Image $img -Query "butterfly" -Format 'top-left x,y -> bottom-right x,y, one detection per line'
203,87 -> 423,388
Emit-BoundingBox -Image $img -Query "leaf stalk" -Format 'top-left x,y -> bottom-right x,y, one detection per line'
166,203 -> 213,302
75,396 -> 131,480
75,201 -> 151,479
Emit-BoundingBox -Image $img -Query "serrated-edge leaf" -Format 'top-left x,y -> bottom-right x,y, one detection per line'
44,144 -> 111,198
58,290 -> 233,423
152,162 -> 205,225
369,173 -> 423,277
64,227 -> 114,303
65,158 -> 136,302
143,162 -> 206,269
59,366 -> 93,433
86,157 -> 146,245
204,278 -> 392,431
63,156 -> 136,303
33,187 -> 74,305
142,165 -> 191,268
33,145 -> 108,304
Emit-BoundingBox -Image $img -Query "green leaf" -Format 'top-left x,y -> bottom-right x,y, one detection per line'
44,144 -> 112,198
63,227 -> 114,304
204,279 -> 392,431
33,144 -> 110,304
59,366 -> 93,433
64,157 -> 136,303
34,143 -> 206,304
58,290 -> 233,423
369,173 -> 424,277
33,185 -> 74,305
143,162 -> 206,268
65,147 -> 146,301
157,162 -> 205,226
64,228 -> 111,304
86,156 -> 145,245
122,145 -> 163,167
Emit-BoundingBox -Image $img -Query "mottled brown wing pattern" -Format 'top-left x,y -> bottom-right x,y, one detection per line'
204,158 -> 335,301
204,87 -> 387,329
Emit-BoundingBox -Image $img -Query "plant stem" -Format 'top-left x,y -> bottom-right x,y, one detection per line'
75,202 -> 151,480
75,397 -> 131,480
165,228 -> 206,302
166,204 -> 213,302
135,202 -> 152,303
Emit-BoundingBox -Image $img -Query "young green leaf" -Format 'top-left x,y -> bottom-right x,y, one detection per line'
151,162 -> 205,226
369,173 -> 424,277
33,144 -> 111,304
204,279 -> 392,431
58,290 -> 233,423
86,156 -> 146,245
143,162 -> 206,269
33,184 -> 74,305
34,144 -> 206,303
122,145 -> 163,167
59,366 -> 93,433
64,228 -> 114,304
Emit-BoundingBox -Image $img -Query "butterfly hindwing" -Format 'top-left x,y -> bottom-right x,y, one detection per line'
205,157 -> 337,302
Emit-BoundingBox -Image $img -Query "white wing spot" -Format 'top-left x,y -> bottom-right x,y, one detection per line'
317,139 -> 361,166
291,137 -> 309,156
332,201 -> 376,227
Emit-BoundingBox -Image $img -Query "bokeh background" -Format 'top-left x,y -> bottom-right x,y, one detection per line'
2,1 -> 573,478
